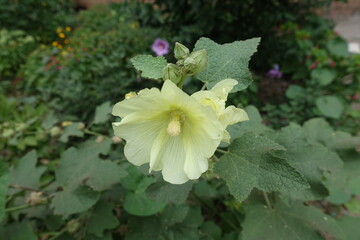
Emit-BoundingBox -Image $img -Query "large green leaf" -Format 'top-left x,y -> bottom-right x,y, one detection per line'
124,192 -> 166,216
52,139 -> 126,215
0,162 -> 9,221
130,55 -> 167,80
146,180 -> 193,205
51,186 -> 100,216
87,200 -> 119,237
56,139 -> 126,191
214,133 -> 309,202
9,150 -> 46,194
59,122 -> 85,143
274,124 -> 343,200
194,37 -> 260,92
241,200 -> 345,240
311,68 -> 337,86
327,38 -> 349,57
337,216 -> 360,240
315,96 -> 343,119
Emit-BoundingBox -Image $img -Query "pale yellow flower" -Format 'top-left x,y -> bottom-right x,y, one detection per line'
192,79 -> 249,143
112,80 -> 224,184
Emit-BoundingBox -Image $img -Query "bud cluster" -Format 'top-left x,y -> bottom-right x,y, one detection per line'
162,42 -> 207,86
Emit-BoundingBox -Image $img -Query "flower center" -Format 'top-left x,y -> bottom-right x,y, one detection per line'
167,111 -> 185,136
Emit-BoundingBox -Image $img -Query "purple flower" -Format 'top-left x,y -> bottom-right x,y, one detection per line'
267,64 -> 283,79
151,38 -> 169,56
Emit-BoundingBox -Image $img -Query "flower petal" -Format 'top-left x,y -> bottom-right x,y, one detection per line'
112,88 -> 161,118
113,110 -> 168,166
210,79 -> 238,100
219,106 -> 249,128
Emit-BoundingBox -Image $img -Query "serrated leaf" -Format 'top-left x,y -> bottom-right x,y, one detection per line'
194,37 -> 260,92
59,122 -> 85,143
315,96 -> 344,119
241,201 -> 345,240
87,200 -> 119,237
0,162 -> 9,221
124,192 -> 166,216
274,124 -> 343,200
130,55 -> 167,80
51,185 -> 100,216
9,150 -> 46,194
56,139 -> 126,191
146,180 -> 192,205
93,101 -> 112,124
215,133 -> 309,202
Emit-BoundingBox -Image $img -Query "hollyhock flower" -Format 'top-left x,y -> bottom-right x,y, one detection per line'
267,64 -> 283,78
112,80 -> 224,184
192,79 -> 249,143
151,38 -> 169,56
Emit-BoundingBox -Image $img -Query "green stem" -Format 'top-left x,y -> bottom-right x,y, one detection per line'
216,148 -> 228,154
83,129 -> 105,137
5,204 -> 31,213
48,228 -> 67,240
177,75 -> 187,89
263,192 -> 273,210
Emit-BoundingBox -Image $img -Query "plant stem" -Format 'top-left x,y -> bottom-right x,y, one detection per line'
48,228 -> 67,240
8,184 -> 48,196
5,204 -> 31,213
263,192 -> 273,210
83,129 -> 105,137
216,148 -> 228,154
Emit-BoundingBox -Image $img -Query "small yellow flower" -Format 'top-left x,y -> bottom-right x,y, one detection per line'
64,39 -> 70,44
56,27 -> 63,33
52,41 -> 58,47
192,79 -> 249,143
58,33 -> 66,39
57,44 -> 63,49
112,80 -> 224,184
65,26 -> 72,32
61,50 -> 67,56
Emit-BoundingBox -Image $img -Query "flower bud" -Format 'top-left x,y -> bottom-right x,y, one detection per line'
67,219 -> 81,234
162,63 -> 182,84
174,42 -> 190,60
184,57 -> 196,73
190,49 -> 207,74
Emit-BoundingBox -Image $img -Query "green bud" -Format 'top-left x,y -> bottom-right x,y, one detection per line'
67,219 -> 81,234
162,63 -> 182,84
188,49 -> 207,74
174,42 -> 190,60
184,57 -> 196,73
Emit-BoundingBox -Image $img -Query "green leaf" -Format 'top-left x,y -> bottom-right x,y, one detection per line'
41,111 -> 58,130
315,96 -> 344,119
241,201 -> 345,240
9,150 -> 46,194
274,124 -> 343,200
93,101 -> 112,124
285,85 -> 306,99
345,198 -> 360,214
59,122 -> 85,143
227,105 -> 270,141
87,200 -> 119,237
51,185 -> 100,216
311,68 -> 337,86
214,133 -> 309,202
0,222 -> 37,240
126,206 -> 203,240
194,37 -> 260,92
327,38 -> 349,57
337,216 -> 360,240
56,139 -> 126,191
0,162 -> 9,221
124,192 -> 166,216
130,55 -> 167,80
52,139 -> 127,215
146,180 -> 192,205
